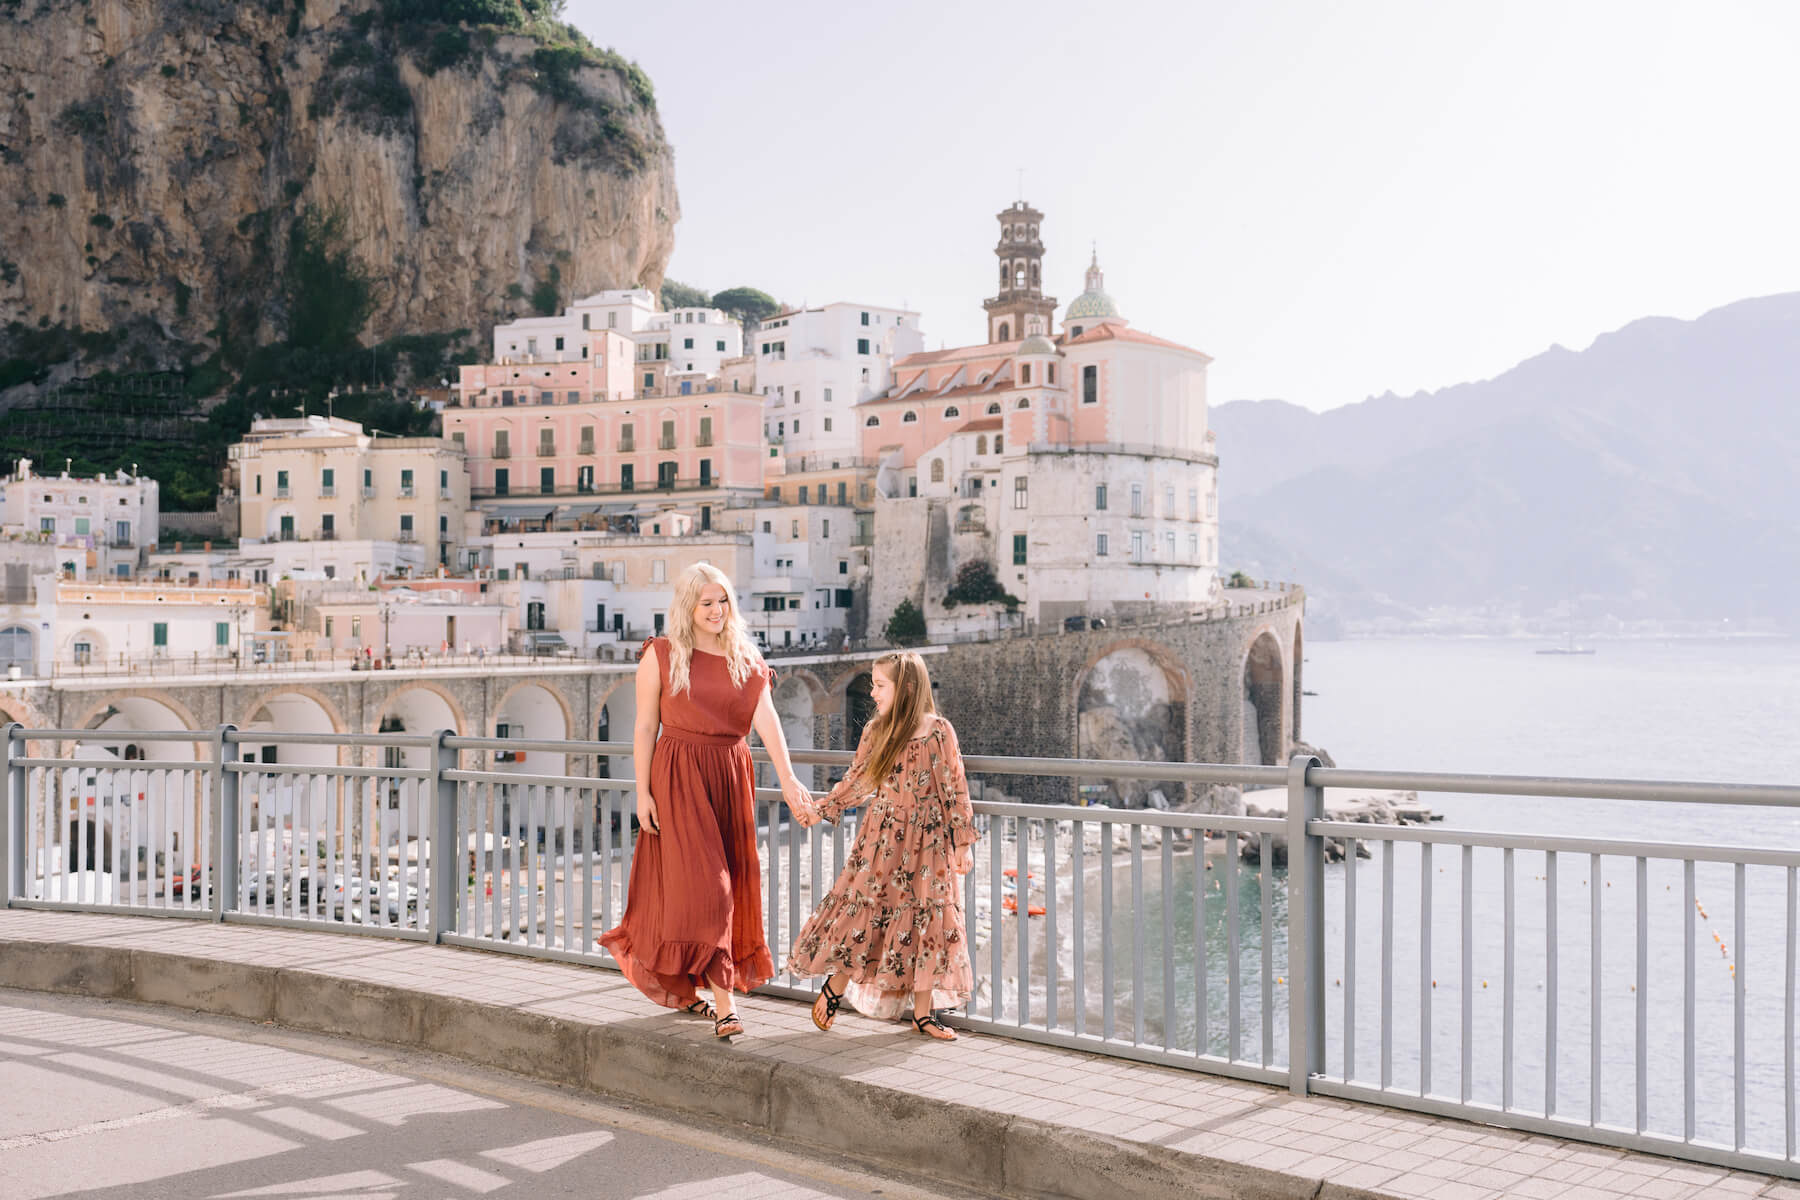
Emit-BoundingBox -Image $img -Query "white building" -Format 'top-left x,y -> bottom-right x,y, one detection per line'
489,290 -> 744,383
0,459 -> 159,580
48,577 -> 262,671
717,503 -> 859,650
231,416 -> 469,577
755,303 -> 923,463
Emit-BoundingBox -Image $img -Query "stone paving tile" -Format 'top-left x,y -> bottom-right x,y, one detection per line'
4,910 -> 1793,1200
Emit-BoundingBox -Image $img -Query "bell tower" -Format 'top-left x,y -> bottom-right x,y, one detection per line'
982,201 -> 1057,344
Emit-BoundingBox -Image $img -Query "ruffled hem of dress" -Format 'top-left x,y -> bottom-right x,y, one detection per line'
842,980 -> 972,1021
598,929 -> 775,1007
787,952 -> 973,1008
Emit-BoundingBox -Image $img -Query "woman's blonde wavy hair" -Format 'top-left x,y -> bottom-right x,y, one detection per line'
664,562 -> 761,696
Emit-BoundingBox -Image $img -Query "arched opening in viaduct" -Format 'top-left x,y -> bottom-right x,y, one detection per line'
370,686 -> 462,771
769,673 -> 818,790
72,695 -> 201,878
843,672 -> 876,748
240,691 -> 342,768
1242,632 -> 1286,766
1075,644 -> 1189,808
493,682 -> 570,779
596,678 -> 637,784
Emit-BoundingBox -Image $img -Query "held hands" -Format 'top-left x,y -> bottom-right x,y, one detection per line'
782,776 -> 818,827
636,789 -> 660,835
951,844 -> 974,876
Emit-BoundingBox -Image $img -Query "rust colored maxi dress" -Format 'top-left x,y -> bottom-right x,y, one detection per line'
599,637 -> 776,1008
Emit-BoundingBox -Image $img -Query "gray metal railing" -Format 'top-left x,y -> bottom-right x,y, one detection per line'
3,723 -> 1798,1179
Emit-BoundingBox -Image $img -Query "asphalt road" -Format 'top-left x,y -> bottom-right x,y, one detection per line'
0,990 -> 976,1200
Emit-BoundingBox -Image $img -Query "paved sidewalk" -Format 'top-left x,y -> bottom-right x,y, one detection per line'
0,908 -> 1791,1200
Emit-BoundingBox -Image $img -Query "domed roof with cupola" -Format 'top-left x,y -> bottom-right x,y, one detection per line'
1017,333 -> 1057,356
1064,250 -> 1125,326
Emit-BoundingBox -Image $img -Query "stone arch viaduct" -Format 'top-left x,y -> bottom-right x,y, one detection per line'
3,589 -> 1305,809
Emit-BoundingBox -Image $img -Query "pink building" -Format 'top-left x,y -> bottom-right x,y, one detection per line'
448,330 -> 763,501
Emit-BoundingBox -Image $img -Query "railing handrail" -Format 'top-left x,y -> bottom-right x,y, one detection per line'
9,726 -> 1800,808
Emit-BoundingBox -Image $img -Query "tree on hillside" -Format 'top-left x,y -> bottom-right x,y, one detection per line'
283,207 -> 375,351
660,278 -> 710,310
883,598 -> 926,646
943,559 -> 1020,609
711,286 -> 779,327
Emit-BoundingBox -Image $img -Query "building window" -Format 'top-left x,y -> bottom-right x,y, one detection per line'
440,469 -> 450,495
683,337 -> 694,350
865,415 -> 879,427
1096,533 -> 1109,556
715,340 -> 725,351
495,430 -> 510,458
1048,363 -> 1057,384
929,460 -> 944,483
494,468 -> 509,495
857,338 -> 870,355
823,387 -> 833,403
643,372 -> 654,390
861,311 -> 870,326
216,621 -> 230,647
901,411 -> 918,423
152,622 -> 168,648
799,485 -> 810,504
1020,363 -> 1032,384
579,425 -> 595,454
276,470 -> 289,496
1189,489 -> 1200,519
539,429 -> 555,456
400,469 -> 415,496
567,390 -> 580,404
1012,534 -> 1027,565
363,468 -> 374,493
1132,531 -> 1144,559
1208,491 -> 1217,518
1189,533 -> 1200,559
986,402 -> 1001,415
1013,477 -> 1028,509
1130,484 -> 1143,516
540,467 -> 555,494
1082,364 -> 1098,404
554,336 -> 565,351
791,520 -> 800,537
321,467 -> 335,495
943,406 -> 960,419
400,514 -> 414,539
1096,483 -> 1108,510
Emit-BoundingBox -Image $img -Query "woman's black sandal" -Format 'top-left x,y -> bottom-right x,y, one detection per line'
714,1012 -> 744,1038
811,980 -> 844,1032
912,1012 -> 957,1040
681,999 -> 715,1019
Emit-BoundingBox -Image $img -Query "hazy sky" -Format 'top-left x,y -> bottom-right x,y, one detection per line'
565,0 -> 1799,413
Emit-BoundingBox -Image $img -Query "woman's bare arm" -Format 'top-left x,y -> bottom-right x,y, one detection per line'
633,645 -> 663,833
750,682 -> 812,815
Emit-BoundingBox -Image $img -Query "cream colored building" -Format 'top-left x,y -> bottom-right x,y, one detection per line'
232,416 -> 470,575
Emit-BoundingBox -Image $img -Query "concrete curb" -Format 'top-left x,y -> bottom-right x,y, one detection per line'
0,935 -> 1381,1200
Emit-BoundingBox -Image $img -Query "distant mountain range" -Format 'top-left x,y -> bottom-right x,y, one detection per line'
1212,293 -> 1800,634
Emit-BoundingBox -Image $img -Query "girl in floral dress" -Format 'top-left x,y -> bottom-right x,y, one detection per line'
790,652 -> 975,1041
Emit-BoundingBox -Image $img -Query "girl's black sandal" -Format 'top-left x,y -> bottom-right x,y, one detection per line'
811,979 -> 844,1032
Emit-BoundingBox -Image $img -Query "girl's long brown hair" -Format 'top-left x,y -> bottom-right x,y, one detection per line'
861,652 -> 937,785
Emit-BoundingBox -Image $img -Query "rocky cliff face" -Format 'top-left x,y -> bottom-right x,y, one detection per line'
0,0 -> 678,371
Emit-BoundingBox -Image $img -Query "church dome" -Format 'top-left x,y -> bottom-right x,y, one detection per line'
1064,249 -> 1121,324
1065,289 -> 1119,321
1017,333 -> 1057,356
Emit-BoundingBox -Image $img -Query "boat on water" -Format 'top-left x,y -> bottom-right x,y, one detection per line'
1536,632 -> 1596,656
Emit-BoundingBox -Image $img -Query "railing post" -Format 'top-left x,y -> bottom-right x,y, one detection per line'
214,724 -> 239,920
429,729 -> 458,942
3,724 -> 23,905
1287,752 -> 1325,1095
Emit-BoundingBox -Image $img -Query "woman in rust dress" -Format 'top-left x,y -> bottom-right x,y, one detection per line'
790,651 -> 975,1040
599,563 -> 812,1037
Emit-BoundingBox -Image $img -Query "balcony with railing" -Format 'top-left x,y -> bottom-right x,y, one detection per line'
658,435 -> 677,450
362,485 -> 377,498
320,486 -> 336,498
316,528 -> 337,541
399,486 -> 415,498
274,487 -> 291,499
493,448 -> 511,459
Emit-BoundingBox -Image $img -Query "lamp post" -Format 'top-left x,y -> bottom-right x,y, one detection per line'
381,601 -> 393,668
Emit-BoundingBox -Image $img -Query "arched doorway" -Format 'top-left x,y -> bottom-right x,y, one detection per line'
1076,646 -> 1187,808
1242,632 -> 1285,766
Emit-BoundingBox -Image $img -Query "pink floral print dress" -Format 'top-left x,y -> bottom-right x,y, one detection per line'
787,714 -> 977,1019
